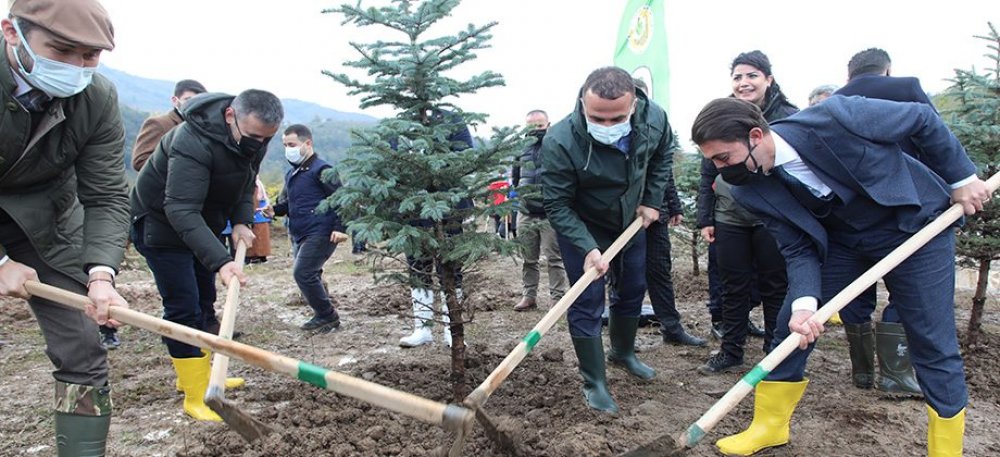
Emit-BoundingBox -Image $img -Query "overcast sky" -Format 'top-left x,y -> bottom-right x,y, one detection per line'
7,1 -> 997,147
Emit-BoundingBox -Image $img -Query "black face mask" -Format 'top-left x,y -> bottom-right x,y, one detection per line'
529,129 -> 547,139
232,113 -> 269,156
718,139 -> 762,186
239,136 -> 268,156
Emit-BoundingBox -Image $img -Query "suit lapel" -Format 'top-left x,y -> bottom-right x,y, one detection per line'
737,176 -> 829,259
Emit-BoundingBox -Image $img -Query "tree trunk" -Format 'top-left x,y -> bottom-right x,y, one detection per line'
690,229 -> 700,276
965,258 -> 992,348
441,261 -> 467,402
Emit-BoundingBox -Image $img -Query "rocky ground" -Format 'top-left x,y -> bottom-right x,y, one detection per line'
1,225 -> 998,456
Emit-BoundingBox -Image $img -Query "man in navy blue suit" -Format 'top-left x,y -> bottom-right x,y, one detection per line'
691,96 -> 990,456
833,47 -> 937,396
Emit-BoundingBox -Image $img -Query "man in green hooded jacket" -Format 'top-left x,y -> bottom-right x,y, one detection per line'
0,1 -> 130,455
542,66 -> 674,413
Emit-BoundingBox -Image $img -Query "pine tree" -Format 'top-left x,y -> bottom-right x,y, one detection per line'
943,22 -> 1000,348
672,151 -> 705,276
323,0 -> 525,400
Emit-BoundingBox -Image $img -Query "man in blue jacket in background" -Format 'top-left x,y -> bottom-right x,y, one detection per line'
270,124 -> 348,333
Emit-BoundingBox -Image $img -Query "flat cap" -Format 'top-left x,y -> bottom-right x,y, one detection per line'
9,0 -> 115,50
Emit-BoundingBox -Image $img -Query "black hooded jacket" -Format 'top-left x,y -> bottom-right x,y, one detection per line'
130,93 -> 266,271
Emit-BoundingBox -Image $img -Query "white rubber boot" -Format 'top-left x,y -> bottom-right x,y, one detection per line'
440,289 -> 464,348
399,288 -> 434,347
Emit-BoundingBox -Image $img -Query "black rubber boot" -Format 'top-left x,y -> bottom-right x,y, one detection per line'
607,315 -> 656,380
661,323 -> 707,347
844,322 -> 876,389
54,382 -> 112,457
571,336 -> 619,414
875,322 -> 923,396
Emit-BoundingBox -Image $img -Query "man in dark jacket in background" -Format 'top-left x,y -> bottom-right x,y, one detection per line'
542,66 -> 673,414
640,130 -> 705,346
625,79 -> 704,346
832,47 -> 933,396
269,124 -> 347,332
130,89 -> 282,422
511,109 -> 568,311
0,1 -> 129,454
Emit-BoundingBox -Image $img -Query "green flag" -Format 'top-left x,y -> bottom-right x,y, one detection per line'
614,0 -> 669,108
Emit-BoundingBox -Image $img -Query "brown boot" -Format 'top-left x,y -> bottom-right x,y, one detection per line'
513,297 -> 537,311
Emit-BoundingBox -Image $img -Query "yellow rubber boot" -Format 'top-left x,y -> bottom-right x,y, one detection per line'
716,380 -> 809,456
171,354 -> 222,422
928,405 -> 964,457
175,351 -> 245,391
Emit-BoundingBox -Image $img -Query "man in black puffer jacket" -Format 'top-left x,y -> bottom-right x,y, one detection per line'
130,89 -> 283,422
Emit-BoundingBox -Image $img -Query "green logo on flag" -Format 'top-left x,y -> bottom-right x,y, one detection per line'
614,0 -> 670,108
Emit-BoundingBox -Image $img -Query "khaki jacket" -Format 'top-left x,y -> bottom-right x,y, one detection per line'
0,38 -> 129,280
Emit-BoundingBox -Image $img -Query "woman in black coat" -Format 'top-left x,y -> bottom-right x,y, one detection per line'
696,50 -> 796,374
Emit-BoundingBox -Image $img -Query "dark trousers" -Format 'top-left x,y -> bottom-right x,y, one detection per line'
715,222 -> 786,358
291,235 -> 338,318
132,224 -> 216,359
706,243 -> 723,321
841,288 -> 900,323
0,221 -> 108,386
767,228 -> 966,417
643,219 -> 684,335
558,231 -> 647,337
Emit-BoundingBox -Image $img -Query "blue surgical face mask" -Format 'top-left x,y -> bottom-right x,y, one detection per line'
285,146 -> 304,164
582,101 -> 635,146
12,20 -> 96,99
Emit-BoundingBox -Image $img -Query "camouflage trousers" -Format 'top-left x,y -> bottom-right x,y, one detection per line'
55,381 -> 112,417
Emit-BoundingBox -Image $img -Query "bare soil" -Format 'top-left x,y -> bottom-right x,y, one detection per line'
1,226 -> 999,456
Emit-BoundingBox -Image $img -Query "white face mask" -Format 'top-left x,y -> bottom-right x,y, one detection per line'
12,20 -> 96,99
586,118 -> 632,146
285,146 -> 304,164
582,100 -> 635,146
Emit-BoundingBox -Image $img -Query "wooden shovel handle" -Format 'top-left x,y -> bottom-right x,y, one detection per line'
23,280 -> 471,430
465,217 -> 645,409
677,171 -> 1000,449
207,241 -> 247,396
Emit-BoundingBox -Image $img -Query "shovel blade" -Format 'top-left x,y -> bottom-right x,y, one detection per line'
205,394 -> 274,442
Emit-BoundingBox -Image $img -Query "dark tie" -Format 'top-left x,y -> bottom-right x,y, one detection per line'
772,165 -> 836,218
15,89 -> 50,112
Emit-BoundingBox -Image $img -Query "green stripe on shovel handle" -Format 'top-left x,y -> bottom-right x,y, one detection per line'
522,330 -> 542,353
298,361 -> 329,389
741,365 -> 770,387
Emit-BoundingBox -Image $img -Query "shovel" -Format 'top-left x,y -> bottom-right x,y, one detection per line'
23,281 -> 475,435
456,218 -> 645,455
202,240 -> 273,441
622,171 -> 1000,456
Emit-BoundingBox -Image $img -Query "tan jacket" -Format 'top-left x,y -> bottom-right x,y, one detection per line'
131,109 -> 182,171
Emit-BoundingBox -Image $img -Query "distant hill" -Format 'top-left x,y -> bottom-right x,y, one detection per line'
97,65 -> 378,125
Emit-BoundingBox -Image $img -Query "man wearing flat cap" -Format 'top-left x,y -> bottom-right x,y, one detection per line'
0,0 -> 129,455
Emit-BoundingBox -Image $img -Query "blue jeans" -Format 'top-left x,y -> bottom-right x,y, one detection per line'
292,235 -> 338,318
132,224 -> 217,359
767,228 -> 966,417
558,231 -> 647,337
